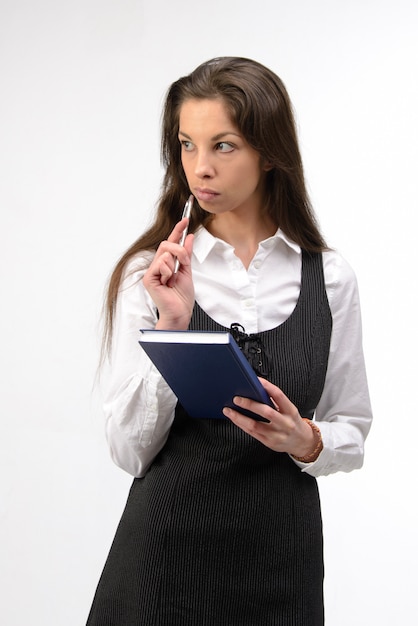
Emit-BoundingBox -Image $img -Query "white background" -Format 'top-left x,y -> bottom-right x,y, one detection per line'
1,0 -> 417,624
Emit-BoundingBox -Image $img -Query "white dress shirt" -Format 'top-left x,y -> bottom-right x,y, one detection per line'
104,226 -> 372,478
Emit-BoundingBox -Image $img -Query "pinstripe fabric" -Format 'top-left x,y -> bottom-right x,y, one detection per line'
87,251 -> 332,626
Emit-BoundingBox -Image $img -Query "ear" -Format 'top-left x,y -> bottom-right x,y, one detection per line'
261,158 -> 274,172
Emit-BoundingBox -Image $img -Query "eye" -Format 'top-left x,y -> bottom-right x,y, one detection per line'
216,142 -> 234,153
180,140 -> 194,152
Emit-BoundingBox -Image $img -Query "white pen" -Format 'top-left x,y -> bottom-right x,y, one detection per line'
173,194 -> 194,274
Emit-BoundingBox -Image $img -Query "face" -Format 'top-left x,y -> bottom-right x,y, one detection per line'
178,98 -> 267,218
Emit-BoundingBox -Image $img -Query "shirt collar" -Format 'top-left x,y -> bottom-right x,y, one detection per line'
193,225 -> 301,263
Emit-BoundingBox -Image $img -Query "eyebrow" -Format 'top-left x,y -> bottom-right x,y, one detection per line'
178,130 -> 242,141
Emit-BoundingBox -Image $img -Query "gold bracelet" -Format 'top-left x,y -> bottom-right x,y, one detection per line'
292,418 -> 323,463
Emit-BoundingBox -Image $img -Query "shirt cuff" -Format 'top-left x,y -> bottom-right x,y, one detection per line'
290,420 -> 366,477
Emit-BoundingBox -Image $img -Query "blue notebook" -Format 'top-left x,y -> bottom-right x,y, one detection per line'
138,329 -> 273,420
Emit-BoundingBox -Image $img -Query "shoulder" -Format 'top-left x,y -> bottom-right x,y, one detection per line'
119,250 -> 155,290
322,249 -> 359,309
112,250 -> 158,323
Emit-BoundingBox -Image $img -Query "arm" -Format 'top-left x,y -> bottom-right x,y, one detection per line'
224,252 -> 372,477
299,252 -> 373,476
104,219 -> 195,477
103,255 -> 178,477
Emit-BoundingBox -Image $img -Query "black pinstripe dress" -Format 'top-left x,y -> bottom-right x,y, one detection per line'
87,251 -> 332,626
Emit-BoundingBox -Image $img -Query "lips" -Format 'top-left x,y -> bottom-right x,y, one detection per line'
195,188 -> 220,202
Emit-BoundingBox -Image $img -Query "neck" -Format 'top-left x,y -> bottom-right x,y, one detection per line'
207,211 -> 277,269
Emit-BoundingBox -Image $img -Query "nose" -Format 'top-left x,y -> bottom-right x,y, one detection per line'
194,150 -> 215,179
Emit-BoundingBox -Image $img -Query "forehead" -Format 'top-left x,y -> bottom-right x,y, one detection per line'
178,98 -> 237,132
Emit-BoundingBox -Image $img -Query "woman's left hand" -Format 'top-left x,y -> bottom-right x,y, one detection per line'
223,377 -> 316,458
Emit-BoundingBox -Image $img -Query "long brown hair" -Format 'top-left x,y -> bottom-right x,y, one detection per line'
103,57 -> 327,353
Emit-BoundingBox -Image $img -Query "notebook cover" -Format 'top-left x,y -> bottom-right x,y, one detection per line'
138,330 -> 273,420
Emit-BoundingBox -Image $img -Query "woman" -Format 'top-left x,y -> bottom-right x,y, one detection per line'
87,57 -> 372,625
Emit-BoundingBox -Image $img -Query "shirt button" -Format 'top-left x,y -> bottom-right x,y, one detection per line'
253,260 -> 261,269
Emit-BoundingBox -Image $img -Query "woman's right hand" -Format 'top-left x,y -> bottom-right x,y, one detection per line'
143,217 -> 195,330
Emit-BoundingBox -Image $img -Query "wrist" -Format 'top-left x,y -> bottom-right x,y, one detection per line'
155,314 -> 191,331
292,419 -> 323,463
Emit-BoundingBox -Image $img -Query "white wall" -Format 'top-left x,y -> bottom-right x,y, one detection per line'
1,0 -> 417,623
